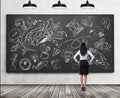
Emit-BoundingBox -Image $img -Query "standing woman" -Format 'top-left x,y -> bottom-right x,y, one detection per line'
73,43 -> 94,91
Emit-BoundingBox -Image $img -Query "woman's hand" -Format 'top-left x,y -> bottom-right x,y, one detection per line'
88,61 -> 93,65
77,61 -> 80,64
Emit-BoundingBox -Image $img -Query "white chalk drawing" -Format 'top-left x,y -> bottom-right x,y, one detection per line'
58,39 -> 74,48
10,53 -> 18,70
94,38 -> 111,52
30,53 -> 39,63
33,19 -> 38,26
9,28 -> 21,43
24,27 -> 45,46
65,19 -> 84,37
39,44 -> 46,51
40,51 -> 49,60
9,28 -> 28,54
51,59 -> 61,70
52,48 -> 61,57
15,18 -> 26,30
94,26 -> 104,37
34,61 -> 48,70
38,20 -> 46,31
39,44 -> 50,60
10,42 -> 21,52
21,18 -> 65,48
58,36 -> 92,49
58,36 -> 92,62
89,48 -> 111,70
7,15 -> 113,72
81,16 -> 93,28
89,29 -> 94,34
61,45 -> 74,63
71,39 -> 81,49
19,58 -> 31,71
101,18 -> 110,30
27,17 -> 33,27
18,39 -> 28,55
44,46 -> 51,52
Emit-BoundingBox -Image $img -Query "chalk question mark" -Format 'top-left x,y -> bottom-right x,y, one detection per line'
101,18 -> 110,30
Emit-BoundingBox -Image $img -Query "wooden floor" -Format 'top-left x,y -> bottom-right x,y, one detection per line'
1,85 -> 120,98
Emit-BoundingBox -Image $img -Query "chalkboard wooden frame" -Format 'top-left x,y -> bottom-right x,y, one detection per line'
6,14 -> 114,73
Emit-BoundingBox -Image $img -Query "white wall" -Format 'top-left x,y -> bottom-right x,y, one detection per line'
1,0 -> 120,84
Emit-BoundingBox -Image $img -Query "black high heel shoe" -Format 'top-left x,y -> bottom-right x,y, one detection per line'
82,86 -> 86,91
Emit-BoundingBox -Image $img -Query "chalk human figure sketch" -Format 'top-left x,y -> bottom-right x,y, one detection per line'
6,15 -> 114,73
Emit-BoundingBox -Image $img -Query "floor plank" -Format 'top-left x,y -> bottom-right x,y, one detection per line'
65,85 -> 73,98
51,85 -> 60,98
1,85 -> 120,98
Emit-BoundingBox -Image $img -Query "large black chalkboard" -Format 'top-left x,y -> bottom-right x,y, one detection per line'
6,14 -> 114,73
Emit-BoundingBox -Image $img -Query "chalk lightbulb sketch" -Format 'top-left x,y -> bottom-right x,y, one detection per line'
6,15 -> 114,73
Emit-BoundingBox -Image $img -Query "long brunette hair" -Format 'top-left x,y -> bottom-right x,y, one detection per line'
80,43 -> 87,56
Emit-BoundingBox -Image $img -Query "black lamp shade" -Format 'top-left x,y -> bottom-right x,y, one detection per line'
81,0 -> 95,8
52,0 -> 67,8
23,0 -> 37,8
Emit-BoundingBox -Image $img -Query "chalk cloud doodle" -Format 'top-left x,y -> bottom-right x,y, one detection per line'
6,15 -> 114,73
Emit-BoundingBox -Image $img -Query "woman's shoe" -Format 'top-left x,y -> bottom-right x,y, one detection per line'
82,87 -> 86,91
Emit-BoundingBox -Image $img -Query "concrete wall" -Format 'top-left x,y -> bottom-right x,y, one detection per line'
1,0 -> 120,84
